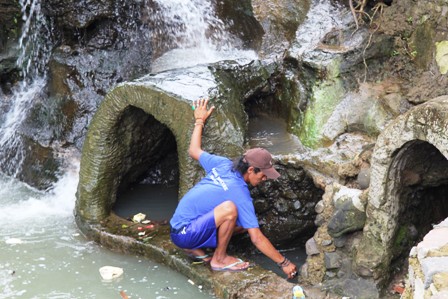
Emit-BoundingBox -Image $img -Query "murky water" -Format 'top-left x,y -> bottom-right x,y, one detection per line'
248,114 -> 306,155
0,170 -> 214,299
114,184 -> 178,222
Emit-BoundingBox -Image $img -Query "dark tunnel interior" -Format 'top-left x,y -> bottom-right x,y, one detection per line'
113,106 -> 179,223
390,140 -> 448,270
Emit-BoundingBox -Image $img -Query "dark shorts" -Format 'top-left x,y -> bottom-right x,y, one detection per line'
170,209 -> 217,249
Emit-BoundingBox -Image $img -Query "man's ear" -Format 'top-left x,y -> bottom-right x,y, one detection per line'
247,166 -> 254,174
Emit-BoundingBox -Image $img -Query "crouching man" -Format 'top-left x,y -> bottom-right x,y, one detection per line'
170,98 -> 297,278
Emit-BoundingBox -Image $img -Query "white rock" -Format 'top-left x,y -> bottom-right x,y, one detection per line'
132,213 -> 146,223
99,266 -> 124,281
5,238 -> 23,245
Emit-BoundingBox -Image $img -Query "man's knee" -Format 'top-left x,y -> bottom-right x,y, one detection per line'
216,200 -> 237,219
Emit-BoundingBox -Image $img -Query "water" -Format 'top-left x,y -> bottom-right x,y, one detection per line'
17,0 -> 52,80
1,0 -> 51,177
0,169 -> 214,299
114,184 -> 178,222
248,114 -> 306,155
150,0 -> 257,73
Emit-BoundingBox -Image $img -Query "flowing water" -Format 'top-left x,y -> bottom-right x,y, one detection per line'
0,168 -> 214,299
149,0 -> 257,73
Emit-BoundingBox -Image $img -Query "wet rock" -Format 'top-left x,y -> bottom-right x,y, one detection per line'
41,0 -> 115,28
305,238 -> 320,256
324,252 -> 341,270
215,0 -> 264,50
322,81 -> 411,143
337,162 -> 359,178
0,0 -> 21,92
356,166 -> 370,190
323,277 -> 380,299
252,0 -> 311,56
0,0 -> 20,49
315,200 -> 325,214
321,239 -> 332,247
0,134 -> 61,189
77,214 -> 295,299
333,235 -> 347,248
314,214 -> 326,227
327,186 -> 366,238
253,159 -> 323,245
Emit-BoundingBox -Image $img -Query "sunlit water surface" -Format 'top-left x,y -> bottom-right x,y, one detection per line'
0,170 -> 214,299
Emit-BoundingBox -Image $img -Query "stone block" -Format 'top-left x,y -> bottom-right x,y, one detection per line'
417,227 -> 448,260
421,257 -> 448,288
433,272 -> 448,291
415,277 -> 425,299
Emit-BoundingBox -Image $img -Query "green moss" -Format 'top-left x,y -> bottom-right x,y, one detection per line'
297,77 -> 344,148
394,226 -> 408,248
295,58 -> 345,148
436,40 -> 448,75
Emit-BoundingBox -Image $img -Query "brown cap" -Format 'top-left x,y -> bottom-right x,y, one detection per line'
243,148 -> 280,180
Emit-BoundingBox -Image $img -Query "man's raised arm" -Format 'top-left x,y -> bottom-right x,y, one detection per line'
188,98 -> 215,160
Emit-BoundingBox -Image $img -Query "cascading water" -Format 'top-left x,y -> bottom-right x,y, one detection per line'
0,0 -> 52,178
16,0 -> 53,80
0,0 -> 256,297
150,0 -> 257,73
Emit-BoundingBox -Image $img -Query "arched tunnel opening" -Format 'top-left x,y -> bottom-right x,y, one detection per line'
388,140 -> 448,281
112,105 -> 179,225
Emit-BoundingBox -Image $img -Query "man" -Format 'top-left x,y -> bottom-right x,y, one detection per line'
170,98 -> 297,278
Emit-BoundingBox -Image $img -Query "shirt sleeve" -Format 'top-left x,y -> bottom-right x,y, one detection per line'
199,152 -> 231,173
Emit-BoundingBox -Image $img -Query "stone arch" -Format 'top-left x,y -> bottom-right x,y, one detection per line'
355,96 -> 448,281
75,82 -> 245,223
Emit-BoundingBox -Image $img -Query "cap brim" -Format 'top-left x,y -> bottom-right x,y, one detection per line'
263,166 -> 280,180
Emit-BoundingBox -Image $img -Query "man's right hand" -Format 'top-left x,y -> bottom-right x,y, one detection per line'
282,262 -> 298,279
193,98 -> 215,122
188,98 -> 215,161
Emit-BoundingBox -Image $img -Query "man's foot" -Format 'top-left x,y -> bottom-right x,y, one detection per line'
183,249 -> 212,263
210,256 -> 249,272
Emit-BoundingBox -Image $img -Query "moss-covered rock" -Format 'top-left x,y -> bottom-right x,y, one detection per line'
435,40 -> 448,75
297,59 -> 345,148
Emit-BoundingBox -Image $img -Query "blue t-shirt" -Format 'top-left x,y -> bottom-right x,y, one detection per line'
170,152 -> 259,230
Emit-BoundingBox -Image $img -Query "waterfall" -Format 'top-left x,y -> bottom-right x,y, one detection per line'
151,0 -> 238,51
150,0 -> 257,73
17,0 -> 52,80
0,0 -> 52,178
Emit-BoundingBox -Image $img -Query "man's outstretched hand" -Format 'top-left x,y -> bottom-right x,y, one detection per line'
193,98 -> 215,122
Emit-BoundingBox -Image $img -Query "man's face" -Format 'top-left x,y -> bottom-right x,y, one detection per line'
247,167 -> 267,186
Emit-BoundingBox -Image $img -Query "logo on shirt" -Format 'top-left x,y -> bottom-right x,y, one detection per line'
210,168 -> 229,191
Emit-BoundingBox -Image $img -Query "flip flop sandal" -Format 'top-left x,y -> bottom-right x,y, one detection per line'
211,258 -> 249,272
187,253 -> 211,264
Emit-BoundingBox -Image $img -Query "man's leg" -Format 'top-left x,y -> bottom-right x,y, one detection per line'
210,201 -> 249,270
